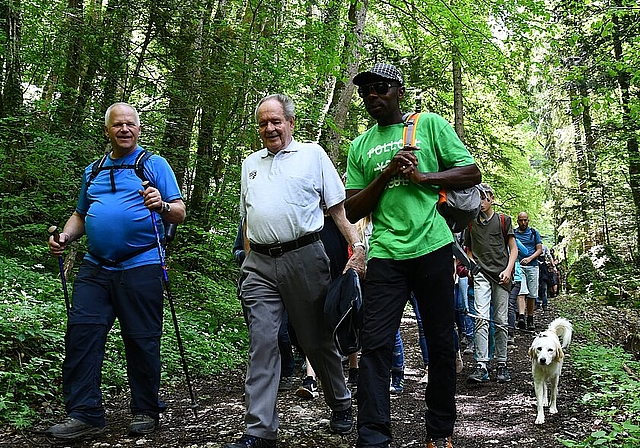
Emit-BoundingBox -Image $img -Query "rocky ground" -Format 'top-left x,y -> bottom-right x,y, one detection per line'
2,296 -> 597,448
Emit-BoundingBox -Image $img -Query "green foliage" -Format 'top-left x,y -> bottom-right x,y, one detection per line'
559,345 -> 640,447
0,256 -> 66,428
567,245 -> 640,307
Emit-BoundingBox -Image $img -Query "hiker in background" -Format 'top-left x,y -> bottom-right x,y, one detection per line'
537,244 -> 552,311
464,183 -> 517,384
46,102 -> 186,440
455,250 -> 474,354
345,62 -> 481,448
227,93 -> 366,448
507,259 -> 522,346
514,212 -> 543,331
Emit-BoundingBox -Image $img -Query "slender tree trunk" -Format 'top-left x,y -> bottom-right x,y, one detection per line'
323,0 -> 368,163
54,0 -> 83,129
452,45 -> 464,143
0,0 -> 22,117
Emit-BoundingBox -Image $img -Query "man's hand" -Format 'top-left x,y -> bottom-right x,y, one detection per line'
344,246 -> 367,279
139,184 -> 164,212
498,268 -> 512,285
48,232 -> 69,257
385,147 -> 419,177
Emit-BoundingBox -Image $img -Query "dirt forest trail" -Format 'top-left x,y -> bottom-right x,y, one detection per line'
2,295 -> 594,448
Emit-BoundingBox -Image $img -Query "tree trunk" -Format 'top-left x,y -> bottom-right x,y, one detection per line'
55,0 -> 83,129
452,45 -> 465,143
0,0 -> 23,118
323,0 -> 368,163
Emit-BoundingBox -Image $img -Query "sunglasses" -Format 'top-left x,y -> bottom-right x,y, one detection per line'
357,82 -> 399,98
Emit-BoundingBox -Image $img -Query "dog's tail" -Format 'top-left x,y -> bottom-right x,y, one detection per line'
549,317 -> 573,348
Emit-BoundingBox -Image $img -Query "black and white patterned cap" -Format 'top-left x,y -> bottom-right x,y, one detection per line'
353,63 -> 404,86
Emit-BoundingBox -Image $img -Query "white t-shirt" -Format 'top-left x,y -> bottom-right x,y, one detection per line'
240,139 -> 345,245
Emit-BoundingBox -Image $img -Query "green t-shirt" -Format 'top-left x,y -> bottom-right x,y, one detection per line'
346,113 -> 475,260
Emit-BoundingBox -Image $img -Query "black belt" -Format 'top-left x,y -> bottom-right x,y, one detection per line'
250,232 -> 320,257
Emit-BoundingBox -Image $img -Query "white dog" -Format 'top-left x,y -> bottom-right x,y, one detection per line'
528,317 -> 573,425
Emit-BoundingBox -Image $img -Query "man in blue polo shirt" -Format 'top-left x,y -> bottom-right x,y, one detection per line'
514,212 -> 542,330
47,102 -> 185,440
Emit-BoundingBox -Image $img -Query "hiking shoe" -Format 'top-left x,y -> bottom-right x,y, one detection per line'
389,371 -> 404,394
427,436 -> 453,448
455,350 -> 464,373
527,316 -> 536,331
467,363 -> 489,384
46,417 -> 104,440
517,315 -> 526,330
224,434 -> 277,448
496,363 -> 511,383
295,376 -> 319,399
278,376 -> 293,392
129,414 -> 157,435
463,341 -> 475,355
329,406 -> 353,434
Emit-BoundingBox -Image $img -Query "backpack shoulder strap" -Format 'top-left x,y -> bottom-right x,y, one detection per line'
134,149 -> 152,185
402,113 -> 421,147
500,213 -> 508,245
86,153 -> 110,188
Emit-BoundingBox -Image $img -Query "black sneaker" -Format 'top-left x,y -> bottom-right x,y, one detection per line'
295,376 -> 319,399
467,363 -> 489,384
129,414 -> 157,435
329,406 -> 353,434
495,363 -> 511,383
278,376 -> 293,392
46,417 -> 104,440
389,371 -> 404,394
527,316 -> 536,331
224,434 -> 277,448
517,315 -> 526,329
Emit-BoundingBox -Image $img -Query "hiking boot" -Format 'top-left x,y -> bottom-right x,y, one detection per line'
389,371 -> 404,394
224,434 -> 277,448
467,363 -> 489,384
527,316 -> 535,331
463,341 -> 475,355
329,406 -> 353,434
455,350 -> 464,374
129,414 -> 157,435
278,376 -> 293,392
46,417 -> 104,440
495,363 -> 511,383
347,367 -> 359,393
517,315 -> 526,330
295,376 -> 319,399
427,436 -> 453,448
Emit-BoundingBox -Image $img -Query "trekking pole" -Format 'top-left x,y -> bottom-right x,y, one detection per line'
48,225 -> 70,317
142,181 -> 199,419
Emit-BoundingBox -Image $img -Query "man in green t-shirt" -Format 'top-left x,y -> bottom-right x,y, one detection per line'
345,62 -> 481,448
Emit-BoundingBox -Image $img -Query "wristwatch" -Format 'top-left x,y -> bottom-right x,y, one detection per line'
160,201 -> 171,214
352,241 -> 366,251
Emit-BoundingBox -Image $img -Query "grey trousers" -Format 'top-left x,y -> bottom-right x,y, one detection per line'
240,240 -> 351,439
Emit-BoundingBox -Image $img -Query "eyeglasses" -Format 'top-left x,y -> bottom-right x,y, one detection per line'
357,82 -> 399,98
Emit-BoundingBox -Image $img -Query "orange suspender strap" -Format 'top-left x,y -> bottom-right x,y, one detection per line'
402,113 -> 421,147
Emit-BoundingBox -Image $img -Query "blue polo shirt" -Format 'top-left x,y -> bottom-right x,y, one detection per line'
76,146 -> 182,269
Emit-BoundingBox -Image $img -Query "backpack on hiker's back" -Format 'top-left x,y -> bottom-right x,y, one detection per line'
402,113 -> 483,233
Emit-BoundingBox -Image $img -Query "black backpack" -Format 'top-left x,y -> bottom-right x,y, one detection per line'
86,149 -> 152,192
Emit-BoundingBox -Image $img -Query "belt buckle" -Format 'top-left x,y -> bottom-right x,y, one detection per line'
268,245 -> 284,257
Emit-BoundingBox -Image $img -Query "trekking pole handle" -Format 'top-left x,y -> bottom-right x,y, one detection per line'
48,225 -> 60,243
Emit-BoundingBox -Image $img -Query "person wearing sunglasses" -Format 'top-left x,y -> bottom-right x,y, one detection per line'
345,62 -> 481,448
